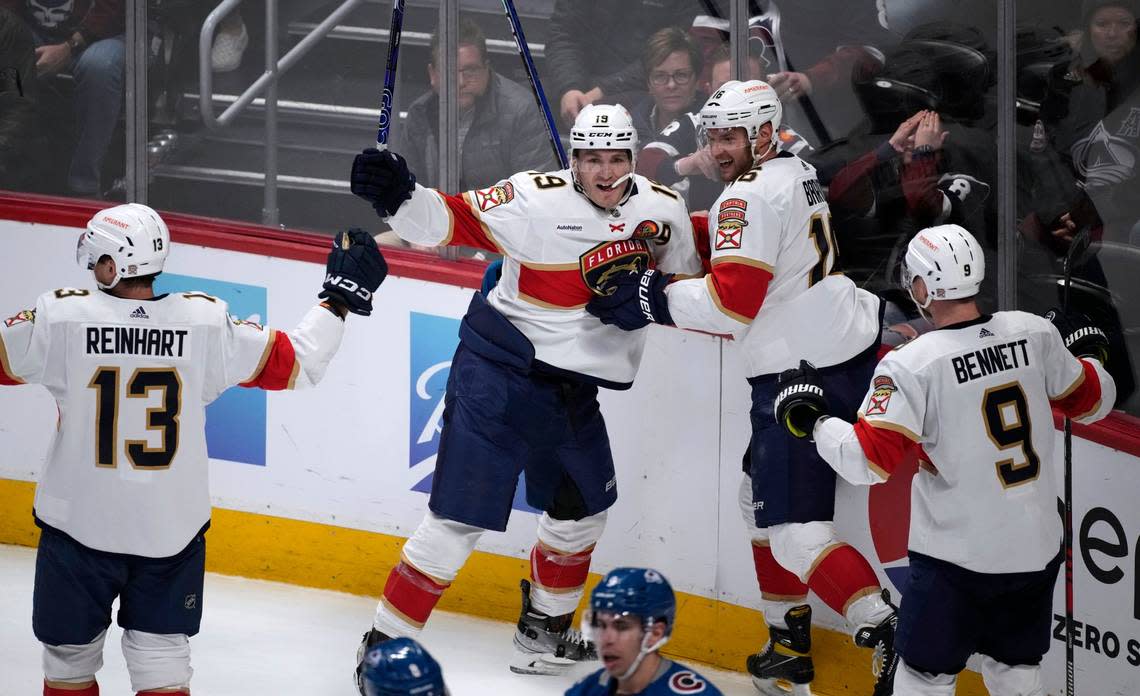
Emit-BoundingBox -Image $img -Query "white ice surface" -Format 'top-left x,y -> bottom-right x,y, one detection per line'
0,544 -> 759,695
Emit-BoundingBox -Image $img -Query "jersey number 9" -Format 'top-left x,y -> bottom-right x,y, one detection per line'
982,382 -> 1041,488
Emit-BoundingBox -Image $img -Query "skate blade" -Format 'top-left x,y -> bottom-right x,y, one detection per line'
751,676 -> 812,696
509,649 -> 576,676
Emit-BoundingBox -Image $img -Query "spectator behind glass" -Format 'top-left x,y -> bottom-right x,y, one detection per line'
0,6 -> 39,189
545,0 -> 695,126
0,0 -> 124,196
630,27 -> 704,145
392,17 -> 554,193
1039,0 -> 1139,246
637,44 -> 811,214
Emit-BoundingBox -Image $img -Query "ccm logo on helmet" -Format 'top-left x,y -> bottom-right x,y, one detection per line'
102,216 -> 130,229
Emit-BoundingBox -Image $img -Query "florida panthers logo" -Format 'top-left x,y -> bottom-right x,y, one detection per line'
473,181 -> 515,212
4,309 -> 35,327
580,239 -> 652,296
865,375 -> 897,416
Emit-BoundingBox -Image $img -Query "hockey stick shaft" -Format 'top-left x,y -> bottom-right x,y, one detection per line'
501,0 -> 568,169
1062,228 -> 1090,696
375,0 -> 406,150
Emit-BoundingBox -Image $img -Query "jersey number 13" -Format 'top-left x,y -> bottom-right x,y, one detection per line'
88,366 -> 182,469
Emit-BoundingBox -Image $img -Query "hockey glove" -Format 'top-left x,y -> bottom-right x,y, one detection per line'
1044,308 -> 1110,364
586,268 -> 674,331
774,360 -> 830,440
351,148 -> 416,217
319,228 -> 388,316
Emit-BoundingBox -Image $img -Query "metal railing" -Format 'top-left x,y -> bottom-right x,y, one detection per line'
198,0 -> 366,225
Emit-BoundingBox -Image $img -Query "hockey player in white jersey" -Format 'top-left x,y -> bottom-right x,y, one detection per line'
773,224 -> 1116,696
586,81 -> 898,696
349,104 -> 702,686
0,204 -> 386,696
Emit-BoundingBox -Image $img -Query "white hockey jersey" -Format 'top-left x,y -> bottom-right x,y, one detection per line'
0,289 -> 345,558
664,152 -> 881,376
389,170 -> 703,387
815,311 -> 1116,573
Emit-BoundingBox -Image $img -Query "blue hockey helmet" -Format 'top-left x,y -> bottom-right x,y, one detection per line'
361,637 -> 447,696
589,567 -> 677,639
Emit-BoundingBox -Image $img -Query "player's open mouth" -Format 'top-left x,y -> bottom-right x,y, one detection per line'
602,654 -> 620,668
597,182 -> 618,191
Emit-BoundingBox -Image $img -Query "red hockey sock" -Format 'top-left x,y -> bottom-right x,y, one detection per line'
530,541 -> 594,595
752,541 -> 809,600
806,543 -> 881,616
43,681 -> 98,696
382,560 -> 450,628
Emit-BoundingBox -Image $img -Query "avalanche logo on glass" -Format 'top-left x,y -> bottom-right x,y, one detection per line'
409,311 -> 537,513
154,273 -> 267,466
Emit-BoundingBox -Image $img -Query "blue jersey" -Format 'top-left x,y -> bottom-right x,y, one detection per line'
565,659 -> 722,695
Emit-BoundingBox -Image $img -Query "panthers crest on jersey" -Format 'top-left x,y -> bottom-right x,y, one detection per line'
389,170 -> 703,388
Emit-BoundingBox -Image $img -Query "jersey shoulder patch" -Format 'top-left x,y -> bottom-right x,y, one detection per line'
4,308 -> 36,327
666,668 -> 709,693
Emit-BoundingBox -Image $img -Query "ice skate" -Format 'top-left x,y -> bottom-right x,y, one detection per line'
355,627 -> 392,694
747,604 -> 814,696
853,590 -> 899,696
509,579 -> 597,675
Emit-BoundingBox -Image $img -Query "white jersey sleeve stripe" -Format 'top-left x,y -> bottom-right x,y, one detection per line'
244,329 -> 277,384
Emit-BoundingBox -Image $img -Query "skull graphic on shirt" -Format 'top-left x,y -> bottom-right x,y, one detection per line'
28,0 -> 75,30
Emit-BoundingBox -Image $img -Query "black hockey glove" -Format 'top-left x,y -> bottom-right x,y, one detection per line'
351,148 -> 416,217
586,268 -> 674,331
319,228 -> 388,316
1044,308 -> 1110,364
774,360 -> 830,441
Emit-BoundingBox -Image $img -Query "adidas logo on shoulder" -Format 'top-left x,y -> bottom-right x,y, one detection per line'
978,327 -> 994,338
129,306 -> 149,320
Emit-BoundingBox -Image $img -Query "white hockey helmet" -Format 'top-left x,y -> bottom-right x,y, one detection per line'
699,79 -> 782,143
77,203 -> 171,289
901,224 -> 984,308
570,103 -> 638,159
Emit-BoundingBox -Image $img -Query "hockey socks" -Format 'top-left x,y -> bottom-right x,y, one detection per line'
44,682 -> 98,696
377,560 -> 450,634
528,541 -> 594,617
806,543 -> 883,618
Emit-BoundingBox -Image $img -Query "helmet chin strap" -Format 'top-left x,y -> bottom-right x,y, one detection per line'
615,629 -> 670,681
906,282 -> 934,321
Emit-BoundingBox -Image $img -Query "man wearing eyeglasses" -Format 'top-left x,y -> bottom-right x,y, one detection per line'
630,28 -> 706,147
394,17 -> 554,193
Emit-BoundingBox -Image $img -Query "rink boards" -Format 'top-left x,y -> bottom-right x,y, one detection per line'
1,217 -> 1138,694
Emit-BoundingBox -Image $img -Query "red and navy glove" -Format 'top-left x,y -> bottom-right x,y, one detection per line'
586,268 -> 674,331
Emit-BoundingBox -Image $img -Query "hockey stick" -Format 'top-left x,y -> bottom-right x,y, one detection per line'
375,0 -> 406,150
500,0 -> 568,169
1062,227 -> 1092,696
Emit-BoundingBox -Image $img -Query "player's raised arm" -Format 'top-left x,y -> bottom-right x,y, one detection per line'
214,228 -> 387,397
350,148 -> 506,253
